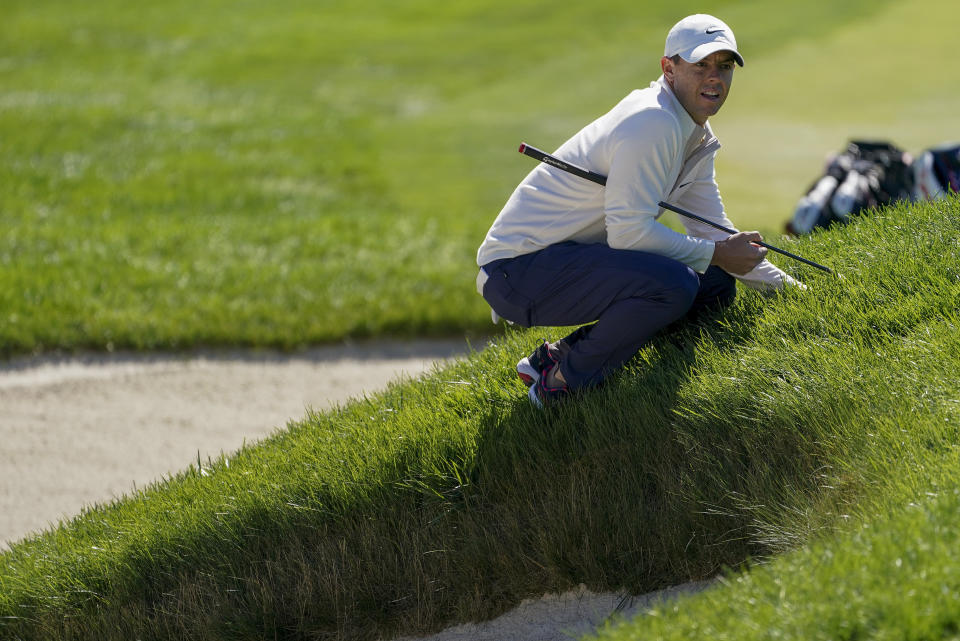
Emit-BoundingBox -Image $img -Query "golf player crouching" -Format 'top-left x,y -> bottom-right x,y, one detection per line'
476,14 -> 803,408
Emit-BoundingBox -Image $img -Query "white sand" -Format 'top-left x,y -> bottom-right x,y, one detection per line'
395,580 -> 713,641
0,339 -> 469,548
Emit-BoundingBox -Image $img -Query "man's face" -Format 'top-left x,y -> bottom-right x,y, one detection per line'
661,51 -> 736,126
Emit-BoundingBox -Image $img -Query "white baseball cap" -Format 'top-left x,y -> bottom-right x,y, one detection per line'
664,14 -> 744,67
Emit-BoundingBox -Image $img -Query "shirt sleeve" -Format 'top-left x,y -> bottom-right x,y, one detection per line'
677,166 -> 803,292
602,110 -> 715,272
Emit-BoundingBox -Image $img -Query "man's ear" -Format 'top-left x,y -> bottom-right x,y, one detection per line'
660,56 -> 674,81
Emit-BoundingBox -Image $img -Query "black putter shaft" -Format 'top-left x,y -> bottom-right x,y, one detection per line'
518,142 -> 832,273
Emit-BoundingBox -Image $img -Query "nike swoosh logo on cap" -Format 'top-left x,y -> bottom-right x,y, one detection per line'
705,28 -> 724,34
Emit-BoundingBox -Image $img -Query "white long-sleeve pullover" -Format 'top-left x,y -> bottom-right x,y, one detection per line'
477,76 -> 795,291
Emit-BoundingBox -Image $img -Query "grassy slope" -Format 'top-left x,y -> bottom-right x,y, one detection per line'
4,0 -> 957,355
1,196 -> 958,639
593,485 -> 960,641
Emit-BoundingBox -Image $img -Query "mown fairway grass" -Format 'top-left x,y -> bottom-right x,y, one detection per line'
3,0 -> 958,355
1,196 -> 959,639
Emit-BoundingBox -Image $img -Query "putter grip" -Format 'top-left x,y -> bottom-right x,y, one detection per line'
518,143 -> 607,186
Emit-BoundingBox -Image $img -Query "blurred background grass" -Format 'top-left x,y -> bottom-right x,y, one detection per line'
2,0 -> 956,356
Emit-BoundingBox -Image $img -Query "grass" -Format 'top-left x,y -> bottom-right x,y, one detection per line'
1,195 -> 959,639
592,484 -> 960,641
4,1 -> 960,638
4,0 -> 958,355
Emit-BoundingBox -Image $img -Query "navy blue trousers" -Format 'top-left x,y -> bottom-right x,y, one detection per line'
482,242 -> 736,389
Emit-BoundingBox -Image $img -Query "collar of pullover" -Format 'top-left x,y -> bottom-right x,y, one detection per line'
655,75 -> 718,157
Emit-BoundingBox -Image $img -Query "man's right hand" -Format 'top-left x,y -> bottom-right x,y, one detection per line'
711,231 -> 767,275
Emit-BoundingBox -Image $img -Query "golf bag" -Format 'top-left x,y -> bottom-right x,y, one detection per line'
786,140 -> 914,235
913,143 -> 960,200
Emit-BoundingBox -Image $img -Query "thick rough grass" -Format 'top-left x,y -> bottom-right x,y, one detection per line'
2,197 -> 958,640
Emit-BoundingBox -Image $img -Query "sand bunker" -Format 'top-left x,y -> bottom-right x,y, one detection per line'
0,339 -> 469,548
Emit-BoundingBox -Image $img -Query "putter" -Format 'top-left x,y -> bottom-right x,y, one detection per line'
518,142 -> 832,274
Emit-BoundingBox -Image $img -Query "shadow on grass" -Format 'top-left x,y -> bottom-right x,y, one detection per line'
417,312 -> 774,627
0,308 -> 826,641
